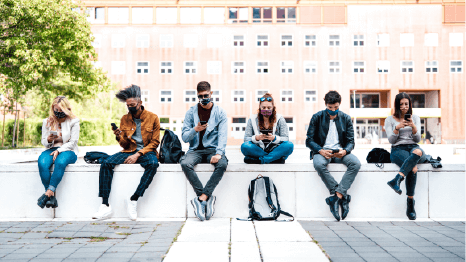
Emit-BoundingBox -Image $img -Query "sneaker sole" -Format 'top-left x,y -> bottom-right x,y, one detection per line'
387,182 -> 402,195
92,212 -> 112,221
206,197 -> 216,220
191,200 -> 205,221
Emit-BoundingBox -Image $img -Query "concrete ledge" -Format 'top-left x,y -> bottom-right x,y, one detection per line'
0,163 -> 464,220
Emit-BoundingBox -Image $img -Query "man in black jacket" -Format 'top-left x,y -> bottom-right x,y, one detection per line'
306,91 -> 361,221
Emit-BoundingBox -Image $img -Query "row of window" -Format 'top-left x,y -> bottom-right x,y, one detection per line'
102,60 -> 464,75
92,33 -> 465,48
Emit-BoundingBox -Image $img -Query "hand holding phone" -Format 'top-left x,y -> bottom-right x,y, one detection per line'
111,123 -> 118,131
331,149 -> 340,154
50,131 -> 58,136
404,114 -> 411,121
200,121 -> 207,125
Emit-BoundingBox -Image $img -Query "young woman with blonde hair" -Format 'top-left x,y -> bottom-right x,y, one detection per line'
37,96 -> 80,209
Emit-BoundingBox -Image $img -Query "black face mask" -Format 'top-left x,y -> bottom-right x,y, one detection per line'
54,111 -> 66,119
200,98 -> 211,106
127,104 -> 139,115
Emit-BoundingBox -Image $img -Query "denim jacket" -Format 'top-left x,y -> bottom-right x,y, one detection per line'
182,103 -> 228,155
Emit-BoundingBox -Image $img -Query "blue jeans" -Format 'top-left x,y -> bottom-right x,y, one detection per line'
38,147 -> 77,192
390,144 -> 426,196
241,141 -> 294,164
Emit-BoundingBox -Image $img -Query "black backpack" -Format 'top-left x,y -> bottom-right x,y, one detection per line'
84,151 -> 110,164
366,148 -> 391,168
159,128 -> 185,164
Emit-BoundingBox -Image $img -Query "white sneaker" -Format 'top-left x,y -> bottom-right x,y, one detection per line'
92,204 -> 113,220
126,199 -> 138,221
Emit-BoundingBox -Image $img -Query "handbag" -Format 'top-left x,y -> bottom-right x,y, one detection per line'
366,148 -> 391,168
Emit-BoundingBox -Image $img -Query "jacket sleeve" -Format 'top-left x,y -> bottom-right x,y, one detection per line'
272,117 -> 289,144
139,115 -> 161,155
385,116 -> 399,144
244,118 -> 256,143
305,115 -> 323,153
216,109 -> 228,156
182,107 -> 197,143
57,119 -> 80,153
412,115 -> 422,143
343,116 -> 355,154
117,116 -> 131,149
41,119 -> 53,148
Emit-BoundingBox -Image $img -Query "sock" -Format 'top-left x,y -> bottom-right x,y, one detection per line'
102,198 -> 109,207
130,194 -> 139,201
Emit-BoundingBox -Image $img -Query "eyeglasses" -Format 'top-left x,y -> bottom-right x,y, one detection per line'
56,96 -> 66,102
260,97 -> 273,102
198,94 -> 210,99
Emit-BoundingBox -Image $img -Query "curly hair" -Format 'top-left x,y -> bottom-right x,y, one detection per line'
115,84 -> 141,103
257,93 -> 277,130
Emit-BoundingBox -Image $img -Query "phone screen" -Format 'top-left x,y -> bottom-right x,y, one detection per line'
260,130 -> 271,135
404,114 -> 411,121
50,131 -> 58,136
332,149 -> 340,153
200,121 -> 207,125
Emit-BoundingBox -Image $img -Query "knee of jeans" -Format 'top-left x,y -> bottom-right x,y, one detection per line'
313,162 -> 326,172
145,161 -> 159,169
180,159 -> 194,170
351,160 -> 361,170
282,141 -> 294,153
215,159 -> 228,170
38,157 -> 50,169
241,142 -> 253,154
412,149 -> 423,157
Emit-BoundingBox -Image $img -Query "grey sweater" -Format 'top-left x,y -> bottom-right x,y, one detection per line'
384,115 -> 421,146
244,114 -> 289,150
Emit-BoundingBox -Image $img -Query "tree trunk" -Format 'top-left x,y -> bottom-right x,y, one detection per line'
11,102 -> 18,147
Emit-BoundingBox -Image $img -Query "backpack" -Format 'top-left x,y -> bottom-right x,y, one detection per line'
366,148 -> 391,168
238,175 -> 294,221
159,128 -> 185,164
84,151 -> 110,164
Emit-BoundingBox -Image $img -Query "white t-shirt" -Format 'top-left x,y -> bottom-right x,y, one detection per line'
323,120 -> 341,150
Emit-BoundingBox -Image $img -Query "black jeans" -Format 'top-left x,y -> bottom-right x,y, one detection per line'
180,148 -> 228,198
390,144 -> 426,196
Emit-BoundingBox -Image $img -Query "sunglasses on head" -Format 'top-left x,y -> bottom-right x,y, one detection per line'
260,97 -> 273,102
198,94 -> 210,99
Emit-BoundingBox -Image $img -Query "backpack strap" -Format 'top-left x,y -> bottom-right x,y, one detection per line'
263,177 -> 277,213
275,210 -> 294,222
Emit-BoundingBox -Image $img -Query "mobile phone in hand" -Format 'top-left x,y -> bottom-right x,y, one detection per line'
111,123 -> 118,131
404,114 -> 411,121
260,129 -> 272,135
50,131 -> 58,136
332,149 -> 340,154
200,121 -> 207,125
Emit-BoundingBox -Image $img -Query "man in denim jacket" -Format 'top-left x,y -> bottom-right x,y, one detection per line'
180,81 -> 228,221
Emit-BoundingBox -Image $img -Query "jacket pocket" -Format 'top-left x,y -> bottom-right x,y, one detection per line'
143,127 -> 154,145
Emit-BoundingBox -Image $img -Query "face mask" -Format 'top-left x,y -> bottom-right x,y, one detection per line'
326,108 -> 339,116
200,98 -> 211,106
261,109 -> 272,116
128,104 -> 139,115
54,111 -> 66,119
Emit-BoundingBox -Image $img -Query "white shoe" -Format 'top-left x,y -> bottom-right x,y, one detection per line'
92,204 -> 113,220
126,199 -> 138,221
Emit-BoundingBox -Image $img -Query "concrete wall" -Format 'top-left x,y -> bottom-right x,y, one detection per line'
0,163 -> 463,220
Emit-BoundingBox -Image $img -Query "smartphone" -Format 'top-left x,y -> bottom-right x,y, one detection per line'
50,131 -> 58,136
260,130 -> 272,135
332,149 -> 340,154
111,123 -> 118,131
200,121 -> 207,125
404,114 -> 411,121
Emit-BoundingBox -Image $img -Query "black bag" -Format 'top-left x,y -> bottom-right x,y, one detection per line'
84,151 -> 110,164
366,148 -> 391,168
159,128 -> 185,164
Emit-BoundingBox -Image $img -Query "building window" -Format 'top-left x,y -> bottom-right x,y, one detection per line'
212,90 -> 222,103
132,7 -> 153,24
184,34 -> 198,48
305,35 -> 317,47
156,7 -> 177,24
232,90 -> 246,103
207,61 -> 222,74
281,61 -> 294,74
351,94 -> 380,108
160,90 -> 173,103
231,117 -> 247,139
136,34 -> 150,48
377,34 -> 390,47
183,62 -> 197,74
233,35 -> 245,47
253,7 -> 272,23
256,61 -> 269,74
303,61 -> 317,74
184,90 -> 197,103
353,35 -> 364,46
95,7 -> 105,21
425,61 -> 438,73
355,119 -> 380,140
91,34 -> 102,48
180,7 -> 201,24
281,35 -> 293,47
284,117 -> 293,129
449,33 -> 463,46
141,90 -> 150,104
353,61 -> 365,73
329,35 -> 340,46
136,62 -> 149,74
160,62 -> 173,74
228,8 -> 248,23
232,62 -> 246,74
400,33 -> 414,47
160,34 -> 174,48
257,35 -> 269,47
408,94 -> 426,108
450,60 -> 463,73
304,90 -> 317,103
111,34 -> 125,48
425,33 -> 438,46
207,34 -> 223,48
376,61 -> 390,74
108,7 -> 129,24
281,90 -> 294,103
328,61 -> 341,74
276,7 -> 296,23
256,90 -> 269,102
111,61 -> 125,75
204,7 -> 225,24
401,61 -> 414,74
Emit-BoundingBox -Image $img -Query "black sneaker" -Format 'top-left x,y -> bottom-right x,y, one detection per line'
271,157 -> 286,164
37,194 -> 49,209
244,157 -> 261,164
45,196 -> 58,208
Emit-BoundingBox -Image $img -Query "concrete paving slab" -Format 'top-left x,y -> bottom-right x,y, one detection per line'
231,220 -> 257,242
260,242 -> 329,262
255,221 -> 311,242
231,242 -> 261,262
176,218 -> 230,242
163,242 -> 229,262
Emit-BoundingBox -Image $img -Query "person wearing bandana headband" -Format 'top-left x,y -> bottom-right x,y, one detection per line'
306,91 -> 361,222
241,93 -> 294,164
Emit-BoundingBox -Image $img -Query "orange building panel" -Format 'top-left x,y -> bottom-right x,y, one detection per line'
300,6 -> 321,24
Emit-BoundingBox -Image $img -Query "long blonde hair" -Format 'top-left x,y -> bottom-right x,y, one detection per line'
46,96 -> 76,129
